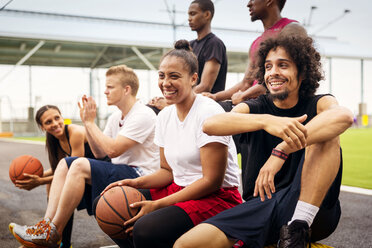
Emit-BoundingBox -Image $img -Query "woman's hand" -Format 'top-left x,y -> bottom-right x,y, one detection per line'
15,173 -> 42,191
123,200 -> 161,234
100,178 -> 139,196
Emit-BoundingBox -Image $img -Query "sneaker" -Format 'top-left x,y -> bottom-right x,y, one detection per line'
12,219 -> 61,248
277,220 -> 311,248
9,222 -> 15,235
11,221 -> 45,248
59,243 -> 72,248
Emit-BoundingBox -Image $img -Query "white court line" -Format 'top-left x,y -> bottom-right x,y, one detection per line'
340,185 -> 372,196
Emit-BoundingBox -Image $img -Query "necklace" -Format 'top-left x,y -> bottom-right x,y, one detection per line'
119,118 -> 125,127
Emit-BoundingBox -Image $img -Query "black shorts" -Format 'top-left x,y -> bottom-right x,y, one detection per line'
65,157 -> 140,215
204,152 -> 342,247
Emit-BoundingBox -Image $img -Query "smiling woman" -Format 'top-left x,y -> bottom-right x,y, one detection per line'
12,104 -> 98,248
103,39 -> 241,248
35,105 -> 95,172
157,40 -> 198,117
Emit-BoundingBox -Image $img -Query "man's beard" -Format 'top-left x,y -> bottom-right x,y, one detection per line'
251,15 -> 258,22
269,89 -> 289,101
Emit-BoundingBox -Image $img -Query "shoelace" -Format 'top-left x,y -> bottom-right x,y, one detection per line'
290,227 -> 311,248
26,219 -> 51,239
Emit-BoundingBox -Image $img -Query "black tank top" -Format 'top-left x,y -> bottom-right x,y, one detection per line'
59,125 -> 95,159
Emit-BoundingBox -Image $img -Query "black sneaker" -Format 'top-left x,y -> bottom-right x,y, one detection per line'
277,220 -> 311,248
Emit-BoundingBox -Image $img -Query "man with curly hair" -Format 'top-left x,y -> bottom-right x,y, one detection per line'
174,35 -> 353,248
203,0 -> 307,180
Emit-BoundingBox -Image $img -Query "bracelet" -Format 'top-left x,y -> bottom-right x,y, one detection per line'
271,148 -> 289,160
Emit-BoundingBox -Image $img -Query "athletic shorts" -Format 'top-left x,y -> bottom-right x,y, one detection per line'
65,157 -> 140,215
150,182 -> 242,225
204,152 -> 342,247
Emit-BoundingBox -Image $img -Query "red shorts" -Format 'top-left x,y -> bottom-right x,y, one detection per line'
150,182 -> 242,225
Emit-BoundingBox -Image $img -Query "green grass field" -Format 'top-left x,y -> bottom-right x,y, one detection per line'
12,128 -> 372,189
235,128 -> 372,190
340,127 -> 372,189
14,136 -> 46,142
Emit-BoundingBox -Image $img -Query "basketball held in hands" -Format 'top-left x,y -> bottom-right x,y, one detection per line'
95,185 -> 145,239
9,155 -> 43,184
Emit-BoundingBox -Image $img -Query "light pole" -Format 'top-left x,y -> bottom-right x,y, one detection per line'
312,9 -> 351,35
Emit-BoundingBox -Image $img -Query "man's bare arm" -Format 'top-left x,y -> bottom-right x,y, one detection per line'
277,96 -> 353,154
194,59 -> 221,93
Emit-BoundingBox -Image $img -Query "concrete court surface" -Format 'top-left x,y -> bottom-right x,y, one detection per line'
1,139 -> 371,248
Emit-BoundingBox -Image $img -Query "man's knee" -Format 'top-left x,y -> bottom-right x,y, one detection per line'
55,158 -> 68,171
173,238 -> 192,248
306,137 -> 340,155
68,158 -> 91,178
174,223 -> 233,248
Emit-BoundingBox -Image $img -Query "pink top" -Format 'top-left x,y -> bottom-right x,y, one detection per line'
250,18 -> 297,85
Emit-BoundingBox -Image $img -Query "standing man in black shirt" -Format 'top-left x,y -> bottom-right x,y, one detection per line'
188,0 -> 227,94
149,0 -> 227,111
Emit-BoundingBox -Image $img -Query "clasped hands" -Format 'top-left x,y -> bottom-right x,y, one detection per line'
254,114 -> 308,202
78,95 -> 97,124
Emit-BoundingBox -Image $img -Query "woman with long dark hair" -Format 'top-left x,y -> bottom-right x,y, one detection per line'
14,104 -> 96,248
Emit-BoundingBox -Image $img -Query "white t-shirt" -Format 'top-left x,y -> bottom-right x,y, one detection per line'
103,101 -> 159,175
154,95 -> 240,188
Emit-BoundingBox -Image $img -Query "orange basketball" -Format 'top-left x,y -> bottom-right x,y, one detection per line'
95,186 -> 144,239
9,155 -> 44,184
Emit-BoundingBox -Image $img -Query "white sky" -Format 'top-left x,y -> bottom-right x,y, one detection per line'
2,0 -> 371,48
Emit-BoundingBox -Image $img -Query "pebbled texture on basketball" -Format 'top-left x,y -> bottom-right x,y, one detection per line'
95,185 -> 145,239
9,155 -> 44,184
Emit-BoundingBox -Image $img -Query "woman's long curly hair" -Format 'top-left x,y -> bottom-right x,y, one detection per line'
255,35 -> 324,99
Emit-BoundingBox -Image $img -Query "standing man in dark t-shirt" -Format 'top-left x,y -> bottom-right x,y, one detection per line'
149,0 -> 227,111
188,0 -> 227,94
174,35 -> 353,248
190,32 -> 227,94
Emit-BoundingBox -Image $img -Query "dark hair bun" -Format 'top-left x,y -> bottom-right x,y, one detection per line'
174,39 -> 192,51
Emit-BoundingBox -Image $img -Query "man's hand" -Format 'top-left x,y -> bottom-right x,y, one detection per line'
15,173 -> 42,191
231,90 -> 245,105
254,155 -> 285,201
263,114 -> 308,150
201,92 -> 217,101
78,95 -> 88,121
78,95 -> 97,124
148,97 -> 167,110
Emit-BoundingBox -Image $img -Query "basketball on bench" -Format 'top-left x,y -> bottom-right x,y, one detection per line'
95,185 -> 145,239
9,155 -> 44,184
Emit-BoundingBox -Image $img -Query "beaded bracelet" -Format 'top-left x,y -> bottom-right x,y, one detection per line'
271,148 -> 289,160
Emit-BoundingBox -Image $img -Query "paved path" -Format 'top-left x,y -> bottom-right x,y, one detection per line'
0,139 -> 371,247
0,139 -> 115,247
